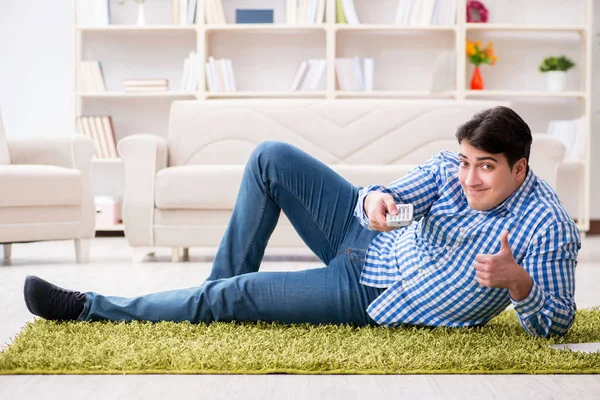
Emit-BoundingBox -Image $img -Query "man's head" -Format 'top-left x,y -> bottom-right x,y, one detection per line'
455,106 -> 532,211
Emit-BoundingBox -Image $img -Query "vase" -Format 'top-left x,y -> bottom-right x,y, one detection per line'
470,66 -> 484,90
136,2 -> 146,26
546,71 -> 566,92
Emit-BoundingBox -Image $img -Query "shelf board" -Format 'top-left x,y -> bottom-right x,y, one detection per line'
77,92 -> 197,98
465,23 -> 586,33
336,24 -> 457,33
76,25 -> 196,32
205,91 -> 327,98
96,223 -> 124,232
205,24 -> 326,33
465,90 -> 586,98
335,90 -> 456,98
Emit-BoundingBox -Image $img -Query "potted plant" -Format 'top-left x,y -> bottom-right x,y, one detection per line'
539,56 -> 575,92
466,39 -> 497,90
119,0 -> 146,26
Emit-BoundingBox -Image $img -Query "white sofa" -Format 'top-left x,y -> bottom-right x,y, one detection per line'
0,111 -> 96,263
118,99 -> 567,262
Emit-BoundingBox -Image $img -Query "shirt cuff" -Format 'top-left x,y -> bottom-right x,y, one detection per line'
510,280 -> 545,319
354,184 -> 382,230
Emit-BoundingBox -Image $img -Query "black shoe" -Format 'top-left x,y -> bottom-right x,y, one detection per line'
23,275 -> 87,321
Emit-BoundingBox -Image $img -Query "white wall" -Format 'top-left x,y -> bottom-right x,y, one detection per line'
0,0 -> 74,139
1,0 -> 599,218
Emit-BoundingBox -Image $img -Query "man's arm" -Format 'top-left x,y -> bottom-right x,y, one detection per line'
511,221 -> 580,337
353,152 -> 447,230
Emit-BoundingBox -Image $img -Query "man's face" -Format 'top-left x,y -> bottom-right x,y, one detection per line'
458,140 -> 526,211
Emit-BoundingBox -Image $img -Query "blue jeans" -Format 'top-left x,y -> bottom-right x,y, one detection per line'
80,142 -> 384,326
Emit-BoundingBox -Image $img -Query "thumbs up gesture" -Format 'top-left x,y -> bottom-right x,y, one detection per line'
474,230 -> 522,289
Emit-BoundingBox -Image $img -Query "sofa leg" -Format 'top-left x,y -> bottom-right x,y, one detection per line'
3,244 -> 11,260
74,239 -> 91,264
182,247 -> 190,261
171,247 -> 182,263
132,247 -> 157,263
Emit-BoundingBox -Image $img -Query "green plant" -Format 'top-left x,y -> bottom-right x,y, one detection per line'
539,56 -> 576,73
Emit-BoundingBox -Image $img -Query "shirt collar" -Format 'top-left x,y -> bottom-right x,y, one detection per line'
496,168 -> 536,216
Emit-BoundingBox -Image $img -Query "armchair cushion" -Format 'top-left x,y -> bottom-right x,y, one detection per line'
0,165 -> 82,207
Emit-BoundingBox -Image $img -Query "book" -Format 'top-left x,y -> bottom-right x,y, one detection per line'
363,58 -> 374,91
124,86 -> 169,92
235,9 -> 274,24
101,116 -> 118,158
124,79 -> 169,87
315,0 -> 326,23
225,59 -> 236,91
336,0 -> 347,24
290,61 -> 309,91
173,0 -> 180,24
187,0 -> 197,25
341,0 -> 360,25
93,116 -> 111,158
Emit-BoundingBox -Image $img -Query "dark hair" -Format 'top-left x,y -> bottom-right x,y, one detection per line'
455,106 -> 532,169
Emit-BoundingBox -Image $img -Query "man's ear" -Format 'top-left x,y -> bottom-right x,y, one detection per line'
513,158 -> 527,177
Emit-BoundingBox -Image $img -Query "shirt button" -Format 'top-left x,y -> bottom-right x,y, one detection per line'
446,245 -> 451,251
459,227 -> 465,232
402,279 -> 406,285
418,268 -> 423,273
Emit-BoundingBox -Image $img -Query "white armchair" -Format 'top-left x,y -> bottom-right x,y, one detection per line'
0,111 -> 96,263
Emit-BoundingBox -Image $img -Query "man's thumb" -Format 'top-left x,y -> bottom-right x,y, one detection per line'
499,230 -> 511,252
384,197 -> 398,215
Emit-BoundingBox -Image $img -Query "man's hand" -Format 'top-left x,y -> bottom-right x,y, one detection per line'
364,192 -> 399,232
474,230 -> 533,299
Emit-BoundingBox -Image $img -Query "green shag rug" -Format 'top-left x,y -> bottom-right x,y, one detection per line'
2,309 -> 600,375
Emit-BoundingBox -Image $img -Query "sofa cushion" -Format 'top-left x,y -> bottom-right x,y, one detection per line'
155,165 -> 245,210
0,111 -> 10,165
0,165 -> 82,207
155,164 -> 419,210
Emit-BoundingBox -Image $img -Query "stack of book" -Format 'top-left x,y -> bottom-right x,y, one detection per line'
76,116 -> 118,159
335,57 -> 374,91
78,61 -> 106,93
172,0 -> 200,25
336,0 -> 360,24
204,0 -> 227,24
124,79 -> 169,93
206,57 -> 236,93
180,51 -> 200,91
290,59 -> 327,91
394,0 -> 457,25
285,0 -> 326,24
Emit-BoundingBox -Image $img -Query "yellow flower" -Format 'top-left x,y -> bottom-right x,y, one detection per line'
466,43 -> 476,56
475,40 -> 482,48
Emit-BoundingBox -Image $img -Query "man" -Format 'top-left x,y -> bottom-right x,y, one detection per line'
24,106 -> 580,337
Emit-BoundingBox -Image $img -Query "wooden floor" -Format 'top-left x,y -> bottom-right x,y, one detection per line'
1,237 -> 600,400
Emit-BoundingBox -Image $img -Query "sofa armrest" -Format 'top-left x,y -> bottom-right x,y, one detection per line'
117,134 -> 168,247
7,135 -> 96,238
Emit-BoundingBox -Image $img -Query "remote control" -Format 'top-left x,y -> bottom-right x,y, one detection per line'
386,203 -> 414,227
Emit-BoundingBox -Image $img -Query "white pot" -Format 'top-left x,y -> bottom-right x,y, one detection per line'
545,71 -> 567,92
136,2 -> 146,26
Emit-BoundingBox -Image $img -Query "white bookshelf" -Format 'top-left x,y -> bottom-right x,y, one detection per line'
73,0 -> 593,232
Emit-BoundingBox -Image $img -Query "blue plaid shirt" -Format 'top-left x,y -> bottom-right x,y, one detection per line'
354,150 -> 580,337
